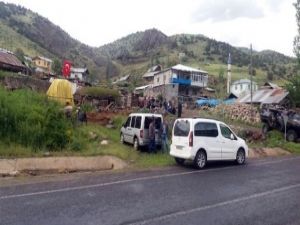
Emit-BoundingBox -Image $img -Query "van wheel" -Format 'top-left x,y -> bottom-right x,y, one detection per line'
120,134 -> 125,144
175,157 -> 185,165
287,130 -> 297,142
194,151 -> 207,169
236,149 -> 246,165
133,137 -> 139,150
262,123 -> 270,134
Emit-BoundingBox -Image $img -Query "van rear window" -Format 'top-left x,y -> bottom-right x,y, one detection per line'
174,120 -> 190,136
145,117 -> 162,129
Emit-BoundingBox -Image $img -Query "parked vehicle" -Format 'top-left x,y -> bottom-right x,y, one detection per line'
170,118 -> 248,169
120,113 -> 163,150
260,107 -> 300,142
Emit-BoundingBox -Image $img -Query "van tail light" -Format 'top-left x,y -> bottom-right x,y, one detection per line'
189,131 -> 193,147
140,130 -> 144,138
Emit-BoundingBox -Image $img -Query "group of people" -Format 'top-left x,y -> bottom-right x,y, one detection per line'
64,101 -> 87,124
148,116 -> 169,154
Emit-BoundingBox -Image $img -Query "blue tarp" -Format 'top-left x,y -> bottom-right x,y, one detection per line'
196,98 -> 236,107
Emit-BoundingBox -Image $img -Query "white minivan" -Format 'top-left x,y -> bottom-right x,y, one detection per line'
170,118 -> 248,169
120,113 -> 163,150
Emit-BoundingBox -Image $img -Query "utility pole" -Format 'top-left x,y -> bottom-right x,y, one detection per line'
227,53 -> 231,94
250,44 -> 253,120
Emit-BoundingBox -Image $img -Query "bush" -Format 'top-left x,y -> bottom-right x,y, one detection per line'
79,87 -> 120,100
0,87 -> 72,150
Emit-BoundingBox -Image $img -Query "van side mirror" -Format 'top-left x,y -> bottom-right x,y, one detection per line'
230,134 -> 235,140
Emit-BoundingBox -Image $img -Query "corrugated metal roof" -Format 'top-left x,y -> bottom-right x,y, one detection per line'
172,64 -> 208,74
0,51 -> 26,68
232,79 -> 256,85
71,67 -> 88,73
237,88 -> 289,104
143,71 -> 158,78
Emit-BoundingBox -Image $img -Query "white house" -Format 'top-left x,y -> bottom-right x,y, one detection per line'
231,79 -> 258,98
70,67 -> 89,81
152,64 -> 208,102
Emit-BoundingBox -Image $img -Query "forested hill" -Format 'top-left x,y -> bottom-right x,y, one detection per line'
0,2 -> 295,83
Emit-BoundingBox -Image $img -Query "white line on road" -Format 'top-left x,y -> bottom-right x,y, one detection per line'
127,183 -> 300,225
0,156 -> 299,200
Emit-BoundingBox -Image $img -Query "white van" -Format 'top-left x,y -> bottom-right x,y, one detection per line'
170,118 -> 248,169
120,113 -> 163,150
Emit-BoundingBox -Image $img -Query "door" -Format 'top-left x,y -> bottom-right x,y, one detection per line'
219,124 -> 238,159
194,122 -> 222,160
128,116 -> 136,143
123,116 -> 132,142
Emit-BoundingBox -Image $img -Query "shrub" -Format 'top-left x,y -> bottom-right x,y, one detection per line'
0,87 -> 72,150
79,87 -> 120,100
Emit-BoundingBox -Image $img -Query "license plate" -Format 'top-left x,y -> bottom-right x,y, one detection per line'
176,146 -> 183,150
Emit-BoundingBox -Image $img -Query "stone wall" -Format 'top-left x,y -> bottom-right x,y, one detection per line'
1,76 -> 50,92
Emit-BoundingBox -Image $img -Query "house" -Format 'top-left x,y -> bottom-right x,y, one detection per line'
70,67 -> 89,81
142,65 -> 162,83
151,64 -> 208,102
237,82 -> 289,106
112,74 -> 130,85
0,49 -> 27,74
32,56 -> 52,73
231,79 -> 258,98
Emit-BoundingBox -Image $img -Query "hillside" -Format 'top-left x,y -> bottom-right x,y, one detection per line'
0,2 -> 296,85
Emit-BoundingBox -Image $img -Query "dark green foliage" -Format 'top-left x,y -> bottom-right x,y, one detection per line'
79,87 -> 120,99
285,75 -> 300,107
52,58 -> 62,75
0,87 -> 71,150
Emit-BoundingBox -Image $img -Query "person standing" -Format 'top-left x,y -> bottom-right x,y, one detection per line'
177,101 -> 182,118
161,118 -> 169,153
148,117 -> 156,153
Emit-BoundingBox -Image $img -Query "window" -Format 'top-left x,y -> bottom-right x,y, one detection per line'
220,124 -> 234,139
194,122 -> 218,137
130,116 -> 136,127
240,84 -> 242,90
125,117 -> 131,127
135,116 -> 141,128
174,120 -> 190,137
157,77 -> 160,83
235,85 -> 238,90
144,117 -> 162,129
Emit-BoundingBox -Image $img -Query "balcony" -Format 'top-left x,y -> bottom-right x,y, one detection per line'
171,78 -> 191,85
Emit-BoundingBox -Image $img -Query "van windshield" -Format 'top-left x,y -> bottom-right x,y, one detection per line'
174,120 -> 190,136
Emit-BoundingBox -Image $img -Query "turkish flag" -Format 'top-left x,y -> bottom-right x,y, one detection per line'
62,60 -> 72,77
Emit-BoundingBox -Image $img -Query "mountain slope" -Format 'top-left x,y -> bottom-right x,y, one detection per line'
0,2 -> 295,84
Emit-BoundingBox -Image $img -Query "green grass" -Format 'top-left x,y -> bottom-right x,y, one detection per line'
0,115 -> 175,168
250,131 -> 300,154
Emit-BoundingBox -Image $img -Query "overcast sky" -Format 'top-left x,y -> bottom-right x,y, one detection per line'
4,0 -> 297,56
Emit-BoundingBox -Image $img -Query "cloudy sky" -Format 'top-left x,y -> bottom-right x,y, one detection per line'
4,0 -> 297,56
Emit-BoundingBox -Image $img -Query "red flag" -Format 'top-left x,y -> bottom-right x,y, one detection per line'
62,60 -> 72,77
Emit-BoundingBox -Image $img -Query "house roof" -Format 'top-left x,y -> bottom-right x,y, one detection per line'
112,75 -> 130,84
232,79 -> 257,85
135,84 -> 151,91
263,82 -> 279,89
237,88 -> 289,104
171,64 -> 208,74
32,56 -> 52,63
143,65 -> 162,78
71,67 -> 89,74
0,50 -> 26,68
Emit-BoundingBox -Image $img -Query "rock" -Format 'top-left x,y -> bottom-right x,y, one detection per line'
106,124 -> 115,129
101,140 -> 109,145
43,151 -> 51,157
9,171 -> 19,177
89,131 -> 98,140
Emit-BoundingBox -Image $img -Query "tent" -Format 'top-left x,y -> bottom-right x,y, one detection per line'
46,79 -> 74,105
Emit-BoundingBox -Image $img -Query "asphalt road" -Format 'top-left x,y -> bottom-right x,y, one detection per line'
1,156 -> 300,225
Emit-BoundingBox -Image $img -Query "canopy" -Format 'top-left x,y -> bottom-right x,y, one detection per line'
46,79 -> 74,105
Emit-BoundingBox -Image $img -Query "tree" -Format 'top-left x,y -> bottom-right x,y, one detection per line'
286,1 -> 300,107
15,48 -> 24,62
52,58 -> 62,75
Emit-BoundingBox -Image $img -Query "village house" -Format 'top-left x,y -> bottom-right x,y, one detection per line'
142,65 -> 162,83
32,56 -> 52,73
237,82 -> 289,106
70,67 -> 89,81
231,79 -> 258,98
151,64 -> 208,102
0,49 -> 27,74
